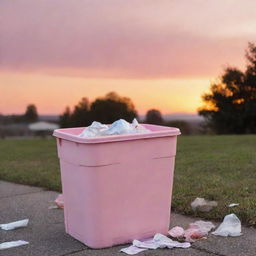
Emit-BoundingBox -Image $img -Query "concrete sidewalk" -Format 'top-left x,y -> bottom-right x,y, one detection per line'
0,181 -> 255,256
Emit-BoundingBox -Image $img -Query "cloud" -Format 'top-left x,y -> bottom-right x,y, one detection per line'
0,0 -> 255,78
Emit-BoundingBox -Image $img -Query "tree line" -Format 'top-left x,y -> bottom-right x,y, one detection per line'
59,92 -> 171,128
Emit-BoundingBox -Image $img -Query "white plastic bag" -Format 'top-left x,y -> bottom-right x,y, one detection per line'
212,213 -> 242,237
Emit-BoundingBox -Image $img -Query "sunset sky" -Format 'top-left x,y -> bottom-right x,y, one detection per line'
1,0 -> 256,115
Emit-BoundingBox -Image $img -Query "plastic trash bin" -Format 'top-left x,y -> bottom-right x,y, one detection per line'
53,124 -> 180,248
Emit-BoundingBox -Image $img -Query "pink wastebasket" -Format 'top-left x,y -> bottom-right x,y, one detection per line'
53,124 -> 180,248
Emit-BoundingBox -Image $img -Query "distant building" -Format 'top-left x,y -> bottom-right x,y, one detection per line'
29,121 -> 59,136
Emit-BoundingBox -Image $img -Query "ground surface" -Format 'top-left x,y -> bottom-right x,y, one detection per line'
0,135 -> 256,226
1,181 -> 256,256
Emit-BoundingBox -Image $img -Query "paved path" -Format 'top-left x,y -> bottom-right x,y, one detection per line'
0,181 -> 255,256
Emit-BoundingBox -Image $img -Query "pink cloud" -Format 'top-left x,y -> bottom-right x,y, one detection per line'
1,0 -> 256,78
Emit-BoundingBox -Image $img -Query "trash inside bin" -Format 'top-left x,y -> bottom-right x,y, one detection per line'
53,123 -> 180,248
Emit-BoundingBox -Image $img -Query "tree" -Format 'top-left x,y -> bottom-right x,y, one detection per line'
59,93 -> 138,128
24,104 -> 38,122
59,106 -> 72,128
145,109 -> 164,125
198,42 -> 256,134
70,97 -> 91,127
90,92 -> 137,123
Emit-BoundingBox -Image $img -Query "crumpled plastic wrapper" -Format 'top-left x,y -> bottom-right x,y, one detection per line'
54,194 -> 64,209
168,226 -> 185,238
0,240 -> 29,250
79,119 -> 150,138
0,219 -> 29,231
191,197 -> 218,212
169,221 -> 215,242
212,213 -> 242,237
120,245 -> 147,255
120,233 -> 190,254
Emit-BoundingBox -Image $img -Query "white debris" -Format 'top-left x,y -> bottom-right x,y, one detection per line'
79,119 -> 150,138
228,203 -> 239,208
120,245 -> 147,255
78,121 -> 109,138
212,213 -> 242,237
153,233 -> 190,249
191,197 -> 218,212
120,233 -> 190,254
133,238 -> 159,249
189,221 -> 215,234
0,240 -> 29,250
0,219 -> 29,231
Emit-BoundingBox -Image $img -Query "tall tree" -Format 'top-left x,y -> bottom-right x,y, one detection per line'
59,106 -> 72,128
90,92 -> 137,123
24,104 -> 38,122
199,42 -> 256,134
145,109 -> 164,125
71,97 -> 91,127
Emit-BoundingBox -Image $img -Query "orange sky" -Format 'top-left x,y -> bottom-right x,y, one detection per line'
1,0 -> 256,115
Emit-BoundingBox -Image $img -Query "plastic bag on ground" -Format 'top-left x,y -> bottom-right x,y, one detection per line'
120,245 -> 147,255
153,233 -> 191,249
191,197 -> 218,212
54,194 -> 64,209
79,119 -> 150,138
189,221 -> 215,233
212,213 -> 242,237
184,220 -> 215,242
168,226 -> 185,238
0,240 -> 29,250
0,219 -> 29,230
121,233 -> 190,254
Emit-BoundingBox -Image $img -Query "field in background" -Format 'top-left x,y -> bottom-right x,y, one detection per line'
0,135 -> 255,226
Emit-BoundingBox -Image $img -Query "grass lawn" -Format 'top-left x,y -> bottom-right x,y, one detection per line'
0,136 -> 256,226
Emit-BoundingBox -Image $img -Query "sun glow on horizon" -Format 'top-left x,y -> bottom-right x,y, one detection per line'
1,71 -> 209,115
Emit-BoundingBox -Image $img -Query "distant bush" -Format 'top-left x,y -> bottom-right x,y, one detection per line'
165,120 -> 191,135
145,109 -> 164,125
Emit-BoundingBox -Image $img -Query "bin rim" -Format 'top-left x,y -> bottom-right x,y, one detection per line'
53,124 -> 181,144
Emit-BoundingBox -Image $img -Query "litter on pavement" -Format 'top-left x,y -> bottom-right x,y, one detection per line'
78,119 -> 150,138
0,240 -> 29,250
120,245 -> 147,255
168,220 -> 215,242
120,233 -> 190,254
212,213 -> 242,237
191,197 -> 218,212
0,219 -> 29,230
168,226 -> 185,238
55,194 -> 64,209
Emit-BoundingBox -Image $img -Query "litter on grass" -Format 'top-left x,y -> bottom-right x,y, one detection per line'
212,213 -> 242,237
228,203 -> 239,208
0,219 -> 29,231
0,240 -> 29,250
191,197 -> 218,212
78,119 -> 150,138
120,233 -> 190,254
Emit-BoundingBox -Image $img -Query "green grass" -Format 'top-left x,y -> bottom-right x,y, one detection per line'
0,136 -> 256,226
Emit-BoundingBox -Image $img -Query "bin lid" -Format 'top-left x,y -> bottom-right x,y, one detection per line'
53,124 -> 181,144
